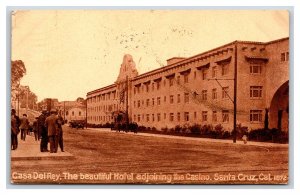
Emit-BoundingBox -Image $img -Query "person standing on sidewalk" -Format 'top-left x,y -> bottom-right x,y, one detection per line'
19,114 -> 29,141
45,109 -> 59,153
55,112 -> 65,152
38,110 -> 48,152
32,117 -> 39,141
11,109 -> 20,150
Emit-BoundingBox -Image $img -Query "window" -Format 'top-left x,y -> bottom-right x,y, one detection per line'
177,94 -> 181,103
177,76 -> 180,84
170,113 -> 174,122
157,113 -> 161,122
250,86 -> 263,98
222,110 -> 229,123
212,66 -> 217,78
170,95 -> 174,104
146,114 -> 149,122
286,52 -> 289,61
152,98 -> 155,106
202,90 -> 207,101
177,112 -> 181,122
184,112 -> 189,122
212,111 -> 217,122
281,53 -> 286,61
152,114 -> 155,122
221,64 -> 229,76
250,64 -> 262,74
202,111 -> 208,122
250,110 -> 262,122
184,74 -> 189,83
157,82 -> 160,90
138,100 -> 141,108
184,93 -> 189,103
164,96 -> 167,102
152,83 -> 155,91
157,97 -> 161,105
194,71 -> 197,79
194,112 -> 197,120
202,69 -> 207,80
146,99 -> 149,107
164,113 -> 166,120
169,78 -> 174,87
222,87 -> 229,99
212,88 -> 217,100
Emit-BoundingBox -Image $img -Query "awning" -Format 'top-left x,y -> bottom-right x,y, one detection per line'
245,56 -> 269,63
196,62 -> 210,70
216,56 -> 232,65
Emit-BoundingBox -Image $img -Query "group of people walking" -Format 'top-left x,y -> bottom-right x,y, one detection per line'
11,108 -> 65,153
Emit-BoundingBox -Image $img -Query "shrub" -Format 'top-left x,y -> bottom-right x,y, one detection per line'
174,125 -> 182,133
189,124 -> 201,135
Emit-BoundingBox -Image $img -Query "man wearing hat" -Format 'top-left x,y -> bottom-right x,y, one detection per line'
38,109 -> 48,152
45,109 -> 59,153
11,109 -> 20,150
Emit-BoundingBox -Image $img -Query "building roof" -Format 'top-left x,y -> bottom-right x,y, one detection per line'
87,37 -> 289,96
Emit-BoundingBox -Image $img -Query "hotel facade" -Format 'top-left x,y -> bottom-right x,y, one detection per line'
86,37 -> 289,132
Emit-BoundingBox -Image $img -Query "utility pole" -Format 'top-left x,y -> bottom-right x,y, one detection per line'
63,101 -> 66,121
125,76 -> 129,130
85,99 -> 88,129
233,41 -> 238,143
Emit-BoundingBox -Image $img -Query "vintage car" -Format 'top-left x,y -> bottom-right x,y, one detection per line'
69,120 -> 85,129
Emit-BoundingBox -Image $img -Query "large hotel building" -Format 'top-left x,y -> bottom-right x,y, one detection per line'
86,37 -> 289,132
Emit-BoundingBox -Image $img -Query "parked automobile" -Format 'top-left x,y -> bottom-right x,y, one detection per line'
69,120 -> 85,129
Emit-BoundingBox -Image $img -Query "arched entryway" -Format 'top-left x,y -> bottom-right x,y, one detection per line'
269,81 -> 289,131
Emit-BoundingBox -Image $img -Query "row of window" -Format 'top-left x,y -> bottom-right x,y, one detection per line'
87,63 -> 266,103
133,86 -> 262,108
132,110 -> 263,123
88,109 -> 263,124
62,110 -> 82,116
87,91 -> 117,103
88,115 -> 112,122
88,104 -> 118,113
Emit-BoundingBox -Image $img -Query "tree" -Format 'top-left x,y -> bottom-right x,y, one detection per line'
11,60 -> 26,101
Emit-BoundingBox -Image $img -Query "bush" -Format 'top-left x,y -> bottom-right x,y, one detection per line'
248,128 -> 288,143
174,125 -> 182,133
189,124 -> 201,135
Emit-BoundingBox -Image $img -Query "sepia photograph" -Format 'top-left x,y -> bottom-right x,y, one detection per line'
10,9 -> 289,184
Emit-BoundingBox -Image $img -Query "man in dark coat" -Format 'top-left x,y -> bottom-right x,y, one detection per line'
11,109 -> 20,150
19,114 -> 29,141
55,113 -> 64,152
38,110 -> 48,152
32,117 -> 39,141
45,109 -> 58,153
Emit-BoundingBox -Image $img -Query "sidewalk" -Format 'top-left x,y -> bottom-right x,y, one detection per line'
88,128 -> 288,148
11,133 -> 74,161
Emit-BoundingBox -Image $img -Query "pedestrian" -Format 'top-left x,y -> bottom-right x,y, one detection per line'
242,134 -> 248,144
32,117 -> 39,141
38,110 -> 49,152
55,113 -> 65,152
45,109 -> 59,153
19,114 -> 29,141
11,109 -> 20,150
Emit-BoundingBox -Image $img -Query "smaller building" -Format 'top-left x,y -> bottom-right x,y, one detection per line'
56,99 -> 86,122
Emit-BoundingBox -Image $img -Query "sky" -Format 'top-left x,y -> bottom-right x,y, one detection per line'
11,10 -> 289,102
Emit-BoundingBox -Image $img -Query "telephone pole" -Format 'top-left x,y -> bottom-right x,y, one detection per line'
233,41 -> 238,143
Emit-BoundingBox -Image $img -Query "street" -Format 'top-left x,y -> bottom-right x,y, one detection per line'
11,125 -> 289,184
